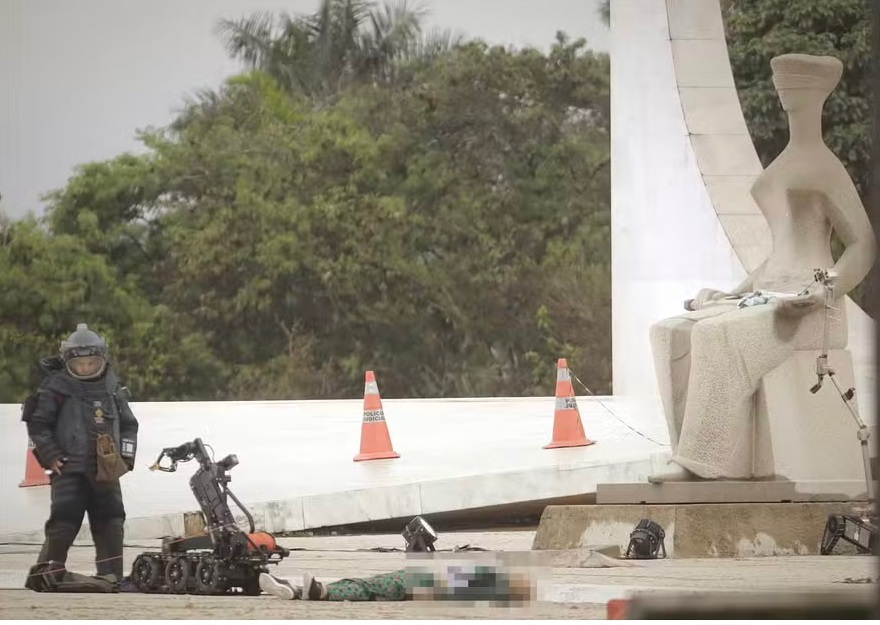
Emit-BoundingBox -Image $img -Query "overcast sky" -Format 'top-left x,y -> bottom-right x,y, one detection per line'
0,0 -> 609,219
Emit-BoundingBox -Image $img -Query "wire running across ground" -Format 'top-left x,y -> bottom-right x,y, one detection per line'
569,372 -> 666,448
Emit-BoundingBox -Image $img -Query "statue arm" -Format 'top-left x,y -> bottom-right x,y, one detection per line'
688,260 -> 766,310
822,167 -> 877,297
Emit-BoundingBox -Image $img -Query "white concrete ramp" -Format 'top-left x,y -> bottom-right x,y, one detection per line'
1,396 -> 668,540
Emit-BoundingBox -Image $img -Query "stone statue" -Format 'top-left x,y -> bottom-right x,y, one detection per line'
648,53 -> 876,483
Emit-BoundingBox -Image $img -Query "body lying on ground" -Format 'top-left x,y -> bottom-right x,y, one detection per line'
258,565 -> 535,603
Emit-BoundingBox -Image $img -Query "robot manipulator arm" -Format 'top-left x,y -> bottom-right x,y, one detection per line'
190,467 -> 240,531
149,442 -> 197,472
148,439 -> 253,537
148,438 -> 217,472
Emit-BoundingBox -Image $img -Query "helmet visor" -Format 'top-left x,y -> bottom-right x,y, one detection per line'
67,355 -> 107,380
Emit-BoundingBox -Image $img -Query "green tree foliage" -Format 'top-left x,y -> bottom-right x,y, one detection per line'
1,30 -> 611,403
0,218 -> 221,401
43,154 -> 167,297
4,2 -> 869,404
216,0 -> 462,102
724,0 -> 873,203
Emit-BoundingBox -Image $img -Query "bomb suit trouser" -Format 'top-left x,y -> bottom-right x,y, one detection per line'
37,472 -> 126,579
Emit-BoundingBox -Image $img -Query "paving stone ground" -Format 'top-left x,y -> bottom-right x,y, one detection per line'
0,531 -> 875,620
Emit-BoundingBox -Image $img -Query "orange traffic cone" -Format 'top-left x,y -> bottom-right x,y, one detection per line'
544,358 -> 595,449
354,371 -> 400,462
19,436 -> 50,487
607,598 -> 631,619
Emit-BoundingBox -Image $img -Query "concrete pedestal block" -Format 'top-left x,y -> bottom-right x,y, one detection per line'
596,479 -> 866,504
755,349 -> 867,482
533,502 -> 868,558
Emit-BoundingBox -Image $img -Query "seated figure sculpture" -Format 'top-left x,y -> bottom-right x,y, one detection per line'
649,53 -> 876,483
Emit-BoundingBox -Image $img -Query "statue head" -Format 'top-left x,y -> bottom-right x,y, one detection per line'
770,54 -> 843,113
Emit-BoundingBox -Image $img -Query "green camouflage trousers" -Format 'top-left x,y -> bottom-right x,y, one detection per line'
323,565 -> 527,602
326,569 -> 407,601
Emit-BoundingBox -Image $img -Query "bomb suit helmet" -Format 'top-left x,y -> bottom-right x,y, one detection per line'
60,323 -> 109,380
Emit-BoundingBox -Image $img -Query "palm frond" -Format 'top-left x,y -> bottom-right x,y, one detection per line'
215,11 -> 279,69
408,26 -> 465,60
215,0 -> 453,97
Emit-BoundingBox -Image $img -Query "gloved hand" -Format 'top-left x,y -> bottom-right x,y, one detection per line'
48,457 -> 67,476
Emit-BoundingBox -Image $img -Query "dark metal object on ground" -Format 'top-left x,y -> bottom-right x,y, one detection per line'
821,513 -> 877,555
624,519 -> 666,559
129,438 -> 289,595
402,516 -> 438,553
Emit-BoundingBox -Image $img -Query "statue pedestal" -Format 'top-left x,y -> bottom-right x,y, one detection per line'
754,349 -> 868,482
595,480 -> 867,505
533,500 -> 870,557
561,352 -> 874,559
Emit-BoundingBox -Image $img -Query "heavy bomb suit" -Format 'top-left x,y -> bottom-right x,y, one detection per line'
26,325 -> 139,582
